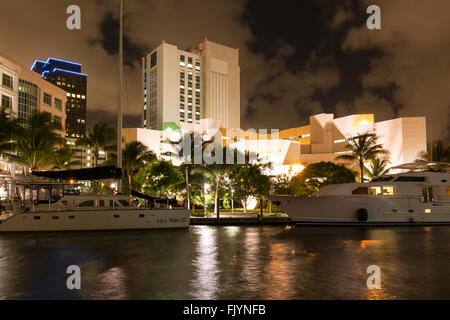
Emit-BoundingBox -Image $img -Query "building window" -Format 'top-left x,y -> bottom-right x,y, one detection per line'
151,52 -> 157,68
55,98 -> 62,110
196,75 -> 200,82
180,88 -> 185,94
195,83 -> 200,89
180,104 -> 185,110
44,93 -> 52,106
196,92 -> 200,98
2,74 -> 13,89
180,79 -> 185,86
188,74 -> 193,81
54,116 -> 62,126
1,95 -> 12,108
18,79 -> 39,120
180,72 -> 185,79
195,99 -> 200,105
196,114 -> 200,121
180,96 -> 185,102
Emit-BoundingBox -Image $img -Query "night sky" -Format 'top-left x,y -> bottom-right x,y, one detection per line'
0,0 -> 449,142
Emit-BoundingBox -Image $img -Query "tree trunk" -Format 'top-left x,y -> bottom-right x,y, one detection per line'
94,148 -> 98,167
242,199 -> 247,213
214,174 -> 221,215
185,165 -> 190,210
360,159 -> 364,183
128,171 -> 132,197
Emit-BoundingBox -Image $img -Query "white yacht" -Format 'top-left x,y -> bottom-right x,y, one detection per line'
268,163 -> 450,225
0,181 -> 190,232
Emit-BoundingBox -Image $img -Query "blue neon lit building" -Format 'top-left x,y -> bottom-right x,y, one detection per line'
31,58 -> 87,138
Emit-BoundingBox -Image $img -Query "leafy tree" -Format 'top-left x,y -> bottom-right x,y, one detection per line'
135,160 -> 184,199
231,164 -> 271,213
335,133 -> 388,183
77,121 -> 116,167
51,145 -> 82,170
365,156 -> 390,179
122,141 -> 156,196
416,140 -> 450,163
11,111 -> 64,171
0,107 -> 17,159
290,162 -> 356,196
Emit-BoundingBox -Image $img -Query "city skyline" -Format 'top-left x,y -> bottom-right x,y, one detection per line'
0,0 -> 448,143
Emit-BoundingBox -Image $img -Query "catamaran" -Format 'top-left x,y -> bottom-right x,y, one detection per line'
269,163 -> 450,225
0,168 -> 190,232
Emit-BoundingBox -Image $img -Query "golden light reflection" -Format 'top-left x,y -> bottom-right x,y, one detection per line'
360,240 -> 384,250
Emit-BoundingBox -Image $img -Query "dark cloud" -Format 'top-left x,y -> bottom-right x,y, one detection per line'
89,12 -> 149,69
0,0 -> 448,143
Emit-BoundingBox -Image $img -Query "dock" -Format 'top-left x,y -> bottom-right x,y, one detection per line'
190,213 -> 293,225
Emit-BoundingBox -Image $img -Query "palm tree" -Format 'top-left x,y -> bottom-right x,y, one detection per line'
335,133 -> 389,183
50,145 -> 82,170
77,121 -> 116,167
416,140 -> 450,163
166,131 -> 207,210
11,111 -> 64,172
122,141 -> 155,196
365,156 -> 390,179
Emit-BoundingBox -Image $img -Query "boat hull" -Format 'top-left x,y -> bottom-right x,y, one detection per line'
0,209 -> 190,233
268,195 -> 450,225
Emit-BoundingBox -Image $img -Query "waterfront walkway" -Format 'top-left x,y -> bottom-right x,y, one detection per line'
190,212 -> 292,225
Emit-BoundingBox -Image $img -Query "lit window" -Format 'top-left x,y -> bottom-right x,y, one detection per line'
369,187 -> 382,195
382,186 -> 395,196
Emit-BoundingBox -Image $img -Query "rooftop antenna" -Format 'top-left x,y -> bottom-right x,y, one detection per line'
117,0 -> 124,192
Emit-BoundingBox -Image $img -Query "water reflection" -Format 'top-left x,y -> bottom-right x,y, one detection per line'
0,226 -> 449,299
91,267 -> 127,300
190,226 -> 219,299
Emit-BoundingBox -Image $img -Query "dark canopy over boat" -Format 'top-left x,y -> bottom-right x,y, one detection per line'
131,190 -> 180,207
32,166 -> 122,181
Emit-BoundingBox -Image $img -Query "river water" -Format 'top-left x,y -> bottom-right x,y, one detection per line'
0,225 -> 449,299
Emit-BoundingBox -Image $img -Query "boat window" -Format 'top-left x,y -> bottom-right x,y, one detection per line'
447,187 -> 450,196
79,200 -> 94,207
369,187 -> 382,195
119,200 -> 131,207
422,187 -> 434,202
382,186 -> 395,195
395,176 -> 425,182
99,200 -> 105,207
352,187 -> 369,195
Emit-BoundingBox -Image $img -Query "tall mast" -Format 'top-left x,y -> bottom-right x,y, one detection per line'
117,0 -> 123,189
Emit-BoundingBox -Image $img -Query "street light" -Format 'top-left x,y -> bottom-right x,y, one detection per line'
231,188 -> 234,214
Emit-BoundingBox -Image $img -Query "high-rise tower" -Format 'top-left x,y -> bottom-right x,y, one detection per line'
142,39 -> 240,130
32,58 -> 87,138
